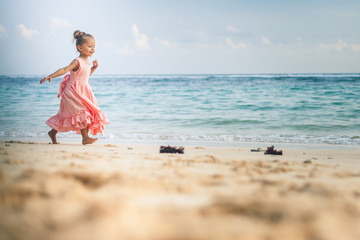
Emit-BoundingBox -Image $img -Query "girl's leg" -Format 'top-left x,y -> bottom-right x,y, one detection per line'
87,126 -> 97,141
48,129 -> 59,144
80,128 -> 98,145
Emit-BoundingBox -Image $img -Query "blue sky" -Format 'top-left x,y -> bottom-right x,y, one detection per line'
0,0 -> 359,74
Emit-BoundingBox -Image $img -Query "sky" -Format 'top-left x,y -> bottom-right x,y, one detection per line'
0,0 -> 359,75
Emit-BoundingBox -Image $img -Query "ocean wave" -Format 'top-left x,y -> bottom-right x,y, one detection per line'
2,73 -> 360,83
1,74 -> 359,147
1,130 -> 359,145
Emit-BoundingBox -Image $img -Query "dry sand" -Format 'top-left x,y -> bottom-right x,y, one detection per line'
0,140 -> 360,240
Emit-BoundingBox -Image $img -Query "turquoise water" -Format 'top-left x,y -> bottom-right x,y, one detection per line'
0,74 -> 359,145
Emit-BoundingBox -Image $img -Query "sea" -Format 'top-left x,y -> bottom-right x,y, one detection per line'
0,74 -> 359,148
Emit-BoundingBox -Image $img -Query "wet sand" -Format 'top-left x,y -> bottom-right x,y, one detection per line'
1,140 -> 360,240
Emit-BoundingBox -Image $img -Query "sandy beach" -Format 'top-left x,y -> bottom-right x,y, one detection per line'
0,140 -> 360,240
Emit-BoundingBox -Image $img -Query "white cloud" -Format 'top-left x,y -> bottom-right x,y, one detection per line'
351,44 -> 360,52
261,36 -> 271,45
226,38 -> 247,50
319,39 -> 347,51
159,39 -> 170,47
0,25 -> 6,38
226,25 -> 241,33
117,45 -> 135,56
103,41 -> 134,56
17,24 -> 38,39
154,37 -> 172,48
132,24 -> 149,50
51,17 -> 71,27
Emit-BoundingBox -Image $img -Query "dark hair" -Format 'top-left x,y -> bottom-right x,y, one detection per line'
73,30 -> 94,47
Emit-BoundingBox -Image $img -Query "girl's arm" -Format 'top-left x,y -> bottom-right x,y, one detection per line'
40,60 -> 79,84
90,60 -> 98,76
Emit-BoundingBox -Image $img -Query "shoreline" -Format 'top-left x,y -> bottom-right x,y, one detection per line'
1,140 -> 360,239
1,136 -> 360,150
2,139 -> 359,169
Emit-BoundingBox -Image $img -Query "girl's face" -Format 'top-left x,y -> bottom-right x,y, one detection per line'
77,37 -> 95,57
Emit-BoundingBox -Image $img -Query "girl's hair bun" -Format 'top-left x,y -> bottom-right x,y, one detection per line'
73,30 -> 85,40
72,30 -> 93,52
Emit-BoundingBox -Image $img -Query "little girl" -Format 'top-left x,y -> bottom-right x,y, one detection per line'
40,30 -> 109,145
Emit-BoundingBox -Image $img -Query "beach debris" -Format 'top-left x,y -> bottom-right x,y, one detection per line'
160,145 -> 184,154
104,144 -> 117,147
264,145 -> 283,155
195,147 -> 205,150
5,140 -> 35,144
251,147 -> 265,152
304,159 -> 312,164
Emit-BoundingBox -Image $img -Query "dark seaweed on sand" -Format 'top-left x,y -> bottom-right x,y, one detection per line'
160,146 -> 184,154
264,145 -> 283,155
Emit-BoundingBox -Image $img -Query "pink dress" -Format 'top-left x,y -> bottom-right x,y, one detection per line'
46,57 -> 109,135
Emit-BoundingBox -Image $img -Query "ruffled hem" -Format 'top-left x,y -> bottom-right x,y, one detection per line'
46,110 -> 110,135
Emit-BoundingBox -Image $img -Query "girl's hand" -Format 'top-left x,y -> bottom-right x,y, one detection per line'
40,76 -> 52,84
93,59 -> 98,69
90,60 -> 99,76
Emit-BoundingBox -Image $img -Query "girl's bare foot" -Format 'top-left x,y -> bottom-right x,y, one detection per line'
82,137 -> 98,145
48,129 -> 59,144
